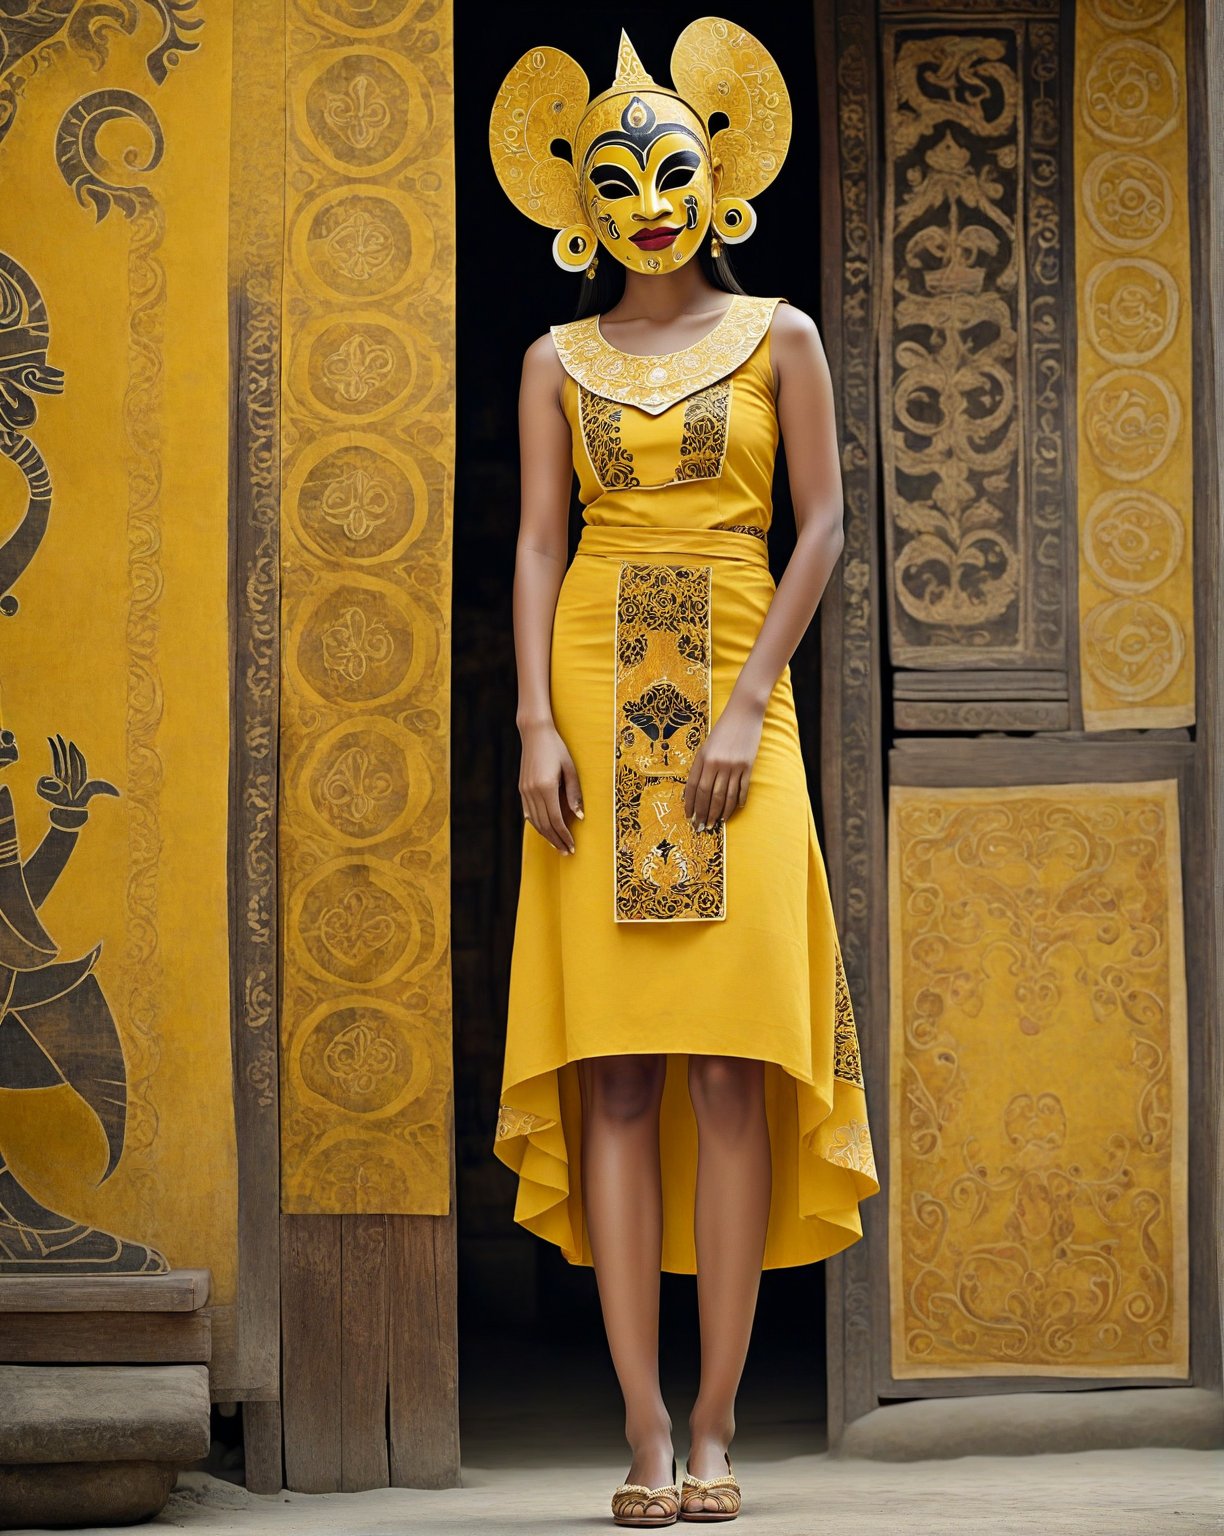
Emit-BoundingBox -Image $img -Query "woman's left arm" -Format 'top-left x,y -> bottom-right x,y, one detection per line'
684,305 -> 844,831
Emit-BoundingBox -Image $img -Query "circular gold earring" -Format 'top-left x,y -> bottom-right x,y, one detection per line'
553,223 -> 598,275
712,196 -> 757,246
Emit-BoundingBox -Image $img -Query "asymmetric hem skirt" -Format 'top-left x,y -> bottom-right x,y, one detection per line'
495,525 -> 879,1273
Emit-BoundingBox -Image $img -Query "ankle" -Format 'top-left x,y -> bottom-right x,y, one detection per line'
626,1410 -> 673,1455
688,1410 -> 734,1454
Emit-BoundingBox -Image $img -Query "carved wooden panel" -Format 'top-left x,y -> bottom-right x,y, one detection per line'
880,20 -> 1068,674
888,780 -> 1189,1378
1073,0 -> 1195,729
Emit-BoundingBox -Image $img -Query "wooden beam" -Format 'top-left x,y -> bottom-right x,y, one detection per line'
225,0 -> 285,1408
242,1399 -> 284,1496
340,1216 -> 390,1492
0,1270 -> 210,1314
280,1215 -> 342,1494
388,1212 -> 459,1489
0,1310 -> 211,1363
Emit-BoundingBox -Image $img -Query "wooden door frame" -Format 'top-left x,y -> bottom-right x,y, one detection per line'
815,0 -> 1223,1438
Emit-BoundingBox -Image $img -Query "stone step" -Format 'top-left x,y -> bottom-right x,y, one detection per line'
0,1364 -> 210,1465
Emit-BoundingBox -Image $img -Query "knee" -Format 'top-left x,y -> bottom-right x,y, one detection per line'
585,1055 -> 666,1124
688,1055 -> 764,1126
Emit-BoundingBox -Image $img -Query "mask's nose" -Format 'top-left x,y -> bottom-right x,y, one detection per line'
633,190 -> 674,225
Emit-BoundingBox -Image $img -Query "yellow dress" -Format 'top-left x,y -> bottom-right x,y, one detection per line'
494,293 -> 879,1272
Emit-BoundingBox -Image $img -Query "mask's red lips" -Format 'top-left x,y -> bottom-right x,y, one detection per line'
629,226 -> 681,250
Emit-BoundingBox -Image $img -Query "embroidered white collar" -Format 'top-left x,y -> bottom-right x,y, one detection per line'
551,295 -> 783,415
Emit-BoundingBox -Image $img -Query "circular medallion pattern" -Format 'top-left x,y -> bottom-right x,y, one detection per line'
299,716 -> 435,845
1083,596 -> 1185,701
295,579 -> 427,706
306,193 -> 407,294
294,859 -> 425,987
1084,258 -> 1179,365
297,998 -> 433,1116
1082,152 -> 1172,250
1089,0 -> 1177,31
1082,368 -> 1181,480
1083,489 -> 1184,594
1082,40 -> 1180,147
302,52 -> 429,172
293,440 -> 425,562
308,320 -> 414,417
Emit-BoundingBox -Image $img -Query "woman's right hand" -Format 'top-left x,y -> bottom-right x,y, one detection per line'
518,719 -> 583,854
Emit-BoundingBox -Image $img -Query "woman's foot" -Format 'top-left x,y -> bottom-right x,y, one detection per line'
613,1433 -> 679,1527
624,1431 -> 676,1498
682,1417 -> 739,1519
686,1418 -> 733,1482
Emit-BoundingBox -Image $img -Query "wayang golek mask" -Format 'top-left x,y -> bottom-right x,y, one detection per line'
489,20 -> 792,280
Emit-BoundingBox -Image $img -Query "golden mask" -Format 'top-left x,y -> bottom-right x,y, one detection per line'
489,20 -> 791,278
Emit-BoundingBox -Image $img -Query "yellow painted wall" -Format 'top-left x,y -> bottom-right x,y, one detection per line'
0,7 -> 237,1372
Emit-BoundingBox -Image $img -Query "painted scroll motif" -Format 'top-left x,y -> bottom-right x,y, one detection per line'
888,783 -> 1188,1378
278,0 -> 456,1214
881,25 -> 1067,671
1074,0 -> 1194,728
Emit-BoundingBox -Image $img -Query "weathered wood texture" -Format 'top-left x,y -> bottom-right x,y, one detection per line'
878,14 -> 1070,679
224,0 -> 284,1409
241,1399 -> 284,1496
279,1216 -> 342,1494
278,1210 -> 459,1494
389,1212 -> 460,1489
340,1216 -> 389,1492
818,0 -> 888,1443
0,1312 -> 211,1364
0,1270 -> 210,1314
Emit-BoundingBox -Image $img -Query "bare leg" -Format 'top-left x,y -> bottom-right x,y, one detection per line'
686,1055 -> 771,1489
579,1054 -> 674,1498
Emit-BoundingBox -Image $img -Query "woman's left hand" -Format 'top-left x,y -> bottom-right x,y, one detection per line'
684,697 -> 765,831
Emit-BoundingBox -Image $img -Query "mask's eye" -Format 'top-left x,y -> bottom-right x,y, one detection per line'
589,164 -> 639,201
656,149 -> 701,194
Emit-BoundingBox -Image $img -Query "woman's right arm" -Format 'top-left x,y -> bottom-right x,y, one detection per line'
513,334 -> 583,855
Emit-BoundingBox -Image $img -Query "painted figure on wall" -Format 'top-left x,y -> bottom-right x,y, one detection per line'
0,730 -> 167,1271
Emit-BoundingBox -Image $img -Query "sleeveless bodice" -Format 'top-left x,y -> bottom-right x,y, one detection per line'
551,294 -> 785,538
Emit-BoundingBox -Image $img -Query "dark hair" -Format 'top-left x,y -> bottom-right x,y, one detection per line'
571,242 -> 748,320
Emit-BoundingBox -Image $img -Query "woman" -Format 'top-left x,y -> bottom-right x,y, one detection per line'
489,21 -> 879,1526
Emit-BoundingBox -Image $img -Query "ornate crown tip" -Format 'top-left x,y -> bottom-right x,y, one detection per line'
614,29 -> 655,89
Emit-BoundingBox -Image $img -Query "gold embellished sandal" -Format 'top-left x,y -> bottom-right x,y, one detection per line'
612,1456 -> 679,1527
679,1452 -> 741,1522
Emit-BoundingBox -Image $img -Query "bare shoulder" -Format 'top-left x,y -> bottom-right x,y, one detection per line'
768,301 -> 822,349
523,330 -> 564,376
521,331 -> 567,409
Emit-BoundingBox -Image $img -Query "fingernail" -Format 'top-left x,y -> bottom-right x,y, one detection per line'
575,807 -> 585,820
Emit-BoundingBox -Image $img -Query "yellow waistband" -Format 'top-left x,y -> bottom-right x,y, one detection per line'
576,524 -> 770,568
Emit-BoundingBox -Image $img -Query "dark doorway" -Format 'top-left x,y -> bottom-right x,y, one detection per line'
452,2 -> 830,1467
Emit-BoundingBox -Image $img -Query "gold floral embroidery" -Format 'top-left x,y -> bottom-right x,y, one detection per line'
674,380 -> 731,481
723,524 -> 767,541
833,949 -> 864,1087
825,1118 -> 877,1179
496,1103 -> 551,1141
552,295 -> 782,414
578,388 -> 640,492
614,562 -> 725,922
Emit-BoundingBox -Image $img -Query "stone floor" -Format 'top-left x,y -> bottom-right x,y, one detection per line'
38,1447 -> 1224,1536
